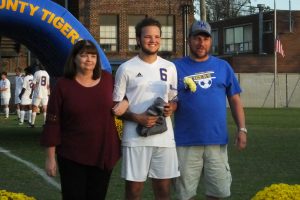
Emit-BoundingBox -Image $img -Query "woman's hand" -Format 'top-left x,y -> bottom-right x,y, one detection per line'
113,99 -> 129,116
45,156 -> 57,177
45,147 -> 57,177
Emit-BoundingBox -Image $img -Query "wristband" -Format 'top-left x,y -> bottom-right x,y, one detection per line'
239,127 -> 247,133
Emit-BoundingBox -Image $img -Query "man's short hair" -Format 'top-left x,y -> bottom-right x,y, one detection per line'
135,17 -> 162,38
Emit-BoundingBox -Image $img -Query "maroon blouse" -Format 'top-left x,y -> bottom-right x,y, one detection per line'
41,71 -> 121,170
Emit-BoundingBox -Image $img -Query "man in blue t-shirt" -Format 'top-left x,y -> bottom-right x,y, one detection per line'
173,20 -> 247,200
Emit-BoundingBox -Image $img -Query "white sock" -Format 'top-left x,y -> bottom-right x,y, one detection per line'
31,112 -> 37,125
16,109 -> 21,118
28,110 -> 32,124
5,108 -> 9,118
43,112 -> 47,124
24,111 -> 28,121
20,110 -> 25,123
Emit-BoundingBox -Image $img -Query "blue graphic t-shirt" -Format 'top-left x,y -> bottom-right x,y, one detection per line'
173,56 -> 242,146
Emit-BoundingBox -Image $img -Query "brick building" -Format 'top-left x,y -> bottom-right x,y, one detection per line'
210,10 -> 300,73
77,0 -> 193,61
0,0 -> 194,73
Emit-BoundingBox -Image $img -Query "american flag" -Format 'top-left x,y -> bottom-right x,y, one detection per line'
275,36 -> 285,58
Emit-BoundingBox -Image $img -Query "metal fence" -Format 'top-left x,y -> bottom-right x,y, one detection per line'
2,73 -> 300,109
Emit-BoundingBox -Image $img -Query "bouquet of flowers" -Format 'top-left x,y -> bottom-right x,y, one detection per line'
0,189 -> 36,200
169,77 -> 197,102
184,77 -> 197,92
251,183 -> 300,200
114,117 -> 123,139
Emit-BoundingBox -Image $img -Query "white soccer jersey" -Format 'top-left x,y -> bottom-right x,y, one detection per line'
0,78 -> 11,99
15,75 -> 24,96
22,75 -> 33,100
32,70 -> 50,99
113,56 -> 178,147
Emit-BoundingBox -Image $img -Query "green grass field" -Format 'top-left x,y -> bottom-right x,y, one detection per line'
0,108 -> 300,200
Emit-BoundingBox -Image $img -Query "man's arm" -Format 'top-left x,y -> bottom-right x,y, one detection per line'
19,88 -> 25,100
122,111 -> 158,128
163,101 -> 177,117
228,94 -> 247,151
29,87 -> 34,99
113,100 -> 158,128
0,87 -> 7,92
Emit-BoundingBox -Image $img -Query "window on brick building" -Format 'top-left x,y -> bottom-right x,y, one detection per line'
224,24 -> 252,54
263,20 -> 273,33
99,15 -> 118,52
156,15 -> 174,52
211,29 -> 218,55
128,15 -> 145,51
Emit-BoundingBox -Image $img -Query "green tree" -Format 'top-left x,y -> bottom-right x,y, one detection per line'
207,0 -> 250,21
194,0 -> 268,21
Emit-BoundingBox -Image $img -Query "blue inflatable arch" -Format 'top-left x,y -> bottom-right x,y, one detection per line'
0,0 -> 111,76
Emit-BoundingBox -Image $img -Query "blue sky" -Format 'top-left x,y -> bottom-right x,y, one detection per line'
253,0 -> 300,10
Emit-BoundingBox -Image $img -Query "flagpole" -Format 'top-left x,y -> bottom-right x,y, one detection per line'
274,0 -> 277,108
289,0 -> 292,32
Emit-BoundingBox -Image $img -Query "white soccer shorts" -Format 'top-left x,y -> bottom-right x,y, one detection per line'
121,146 -> 180,182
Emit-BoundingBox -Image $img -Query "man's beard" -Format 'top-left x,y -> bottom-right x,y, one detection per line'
140,45 -> 159,55
189,47 -> 209,59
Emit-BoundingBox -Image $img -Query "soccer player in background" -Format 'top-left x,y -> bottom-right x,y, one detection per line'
19,67 -> 33,125
30,63 -> 50,128
0,71 -> 11,119
14,67 -> 24,120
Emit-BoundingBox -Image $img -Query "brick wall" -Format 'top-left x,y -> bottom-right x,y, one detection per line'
78,0 -> 194,61
0,45 -> 28,73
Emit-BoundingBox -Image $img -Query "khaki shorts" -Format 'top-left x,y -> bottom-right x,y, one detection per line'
175,145 -> 232,200
121,146 -> 180,182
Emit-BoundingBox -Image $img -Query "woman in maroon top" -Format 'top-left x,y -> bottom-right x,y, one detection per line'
41,40 -> 122,200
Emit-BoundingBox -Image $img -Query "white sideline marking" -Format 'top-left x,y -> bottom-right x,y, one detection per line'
0,146 -> 61,190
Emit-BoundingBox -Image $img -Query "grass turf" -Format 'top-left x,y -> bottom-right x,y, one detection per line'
0,108 -> 300,199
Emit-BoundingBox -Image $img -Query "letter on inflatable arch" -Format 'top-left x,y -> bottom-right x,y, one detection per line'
0,0 -> 111,76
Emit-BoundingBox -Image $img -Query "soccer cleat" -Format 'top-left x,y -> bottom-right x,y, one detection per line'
19,122 -> 23,125
28,124 -> 35,128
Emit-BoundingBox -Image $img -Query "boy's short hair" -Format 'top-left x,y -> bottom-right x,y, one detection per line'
1,71 -> 7,76
135,17 -> 162,38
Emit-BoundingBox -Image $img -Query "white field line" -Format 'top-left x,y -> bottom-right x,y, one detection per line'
0,146 -> 61,190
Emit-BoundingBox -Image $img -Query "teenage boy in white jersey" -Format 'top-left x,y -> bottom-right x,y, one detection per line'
0,71 -> 11,119
113,18 -> 179,200
30,64 -> 50,127
19,67 -> 34,125
14,67 -> 24,119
